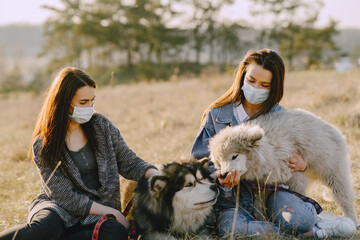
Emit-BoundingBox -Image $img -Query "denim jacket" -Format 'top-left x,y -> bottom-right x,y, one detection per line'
191,103 -> 284,159
191,103 -> 284,215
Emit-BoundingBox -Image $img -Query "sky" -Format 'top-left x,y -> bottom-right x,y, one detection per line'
0,0 -> 359,28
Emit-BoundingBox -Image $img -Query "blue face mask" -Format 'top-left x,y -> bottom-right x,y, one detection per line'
241,81 -> 270,105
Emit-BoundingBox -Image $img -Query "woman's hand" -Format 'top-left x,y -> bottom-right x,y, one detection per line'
112,210 -> 130,229
89,201 -> 130,229
216,170 -> 240,188
287,152 -> 307,172
144,167 -> 161,178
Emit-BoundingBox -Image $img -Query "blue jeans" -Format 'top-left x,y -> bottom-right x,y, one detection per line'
217,189 -> 317,238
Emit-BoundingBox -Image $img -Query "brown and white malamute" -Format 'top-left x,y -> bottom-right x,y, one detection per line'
132,158 -> 219,239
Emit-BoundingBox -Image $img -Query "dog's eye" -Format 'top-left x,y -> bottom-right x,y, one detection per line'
231,155 -> 238,160
185,182 -> 194,187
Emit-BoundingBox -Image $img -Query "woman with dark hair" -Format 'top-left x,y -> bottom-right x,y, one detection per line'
191,49 -> 356,238
0,67 -> 159,240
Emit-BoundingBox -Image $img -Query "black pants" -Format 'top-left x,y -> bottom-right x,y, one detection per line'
0,209 -> 128,240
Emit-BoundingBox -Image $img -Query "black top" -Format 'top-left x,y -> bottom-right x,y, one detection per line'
69,142 -> 101,191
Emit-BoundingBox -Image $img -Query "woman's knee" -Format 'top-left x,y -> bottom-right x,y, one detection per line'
99,218 -> 128,240
28,209 -> 64,239
0,209 -> 64,240
267,192 -> 317,233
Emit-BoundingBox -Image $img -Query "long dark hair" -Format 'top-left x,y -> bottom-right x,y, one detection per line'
201,49 -> 285,123
29,67 -> 97,167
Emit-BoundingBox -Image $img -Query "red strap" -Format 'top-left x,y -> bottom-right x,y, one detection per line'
122,199 -> 133,217
128,221 -> 139,240
92,214 -> 116,240
92,199 -> 139,240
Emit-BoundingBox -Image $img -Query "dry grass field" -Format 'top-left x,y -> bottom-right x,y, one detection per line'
0,69 -> 359,238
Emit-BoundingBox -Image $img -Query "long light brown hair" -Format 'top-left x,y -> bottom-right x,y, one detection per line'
29,67 -> 97,167
201,49 -> 285,123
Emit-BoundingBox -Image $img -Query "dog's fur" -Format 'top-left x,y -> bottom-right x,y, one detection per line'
127,158 -> 219,239
209,108 -> 358,224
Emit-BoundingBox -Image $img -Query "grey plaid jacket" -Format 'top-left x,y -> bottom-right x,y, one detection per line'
28,113 -> 154,227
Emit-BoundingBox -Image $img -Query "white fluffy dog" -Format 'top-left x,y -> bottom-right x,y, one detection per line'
209,108 -> 358,224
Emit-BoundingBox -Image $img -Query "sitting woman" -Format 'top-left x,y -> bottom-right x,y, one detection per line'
0,67 -> 159,240
191,49 -> 357,239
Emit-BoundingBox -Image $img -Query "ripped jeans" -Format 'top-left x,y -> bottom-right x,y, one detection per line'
216,184 -> 317,238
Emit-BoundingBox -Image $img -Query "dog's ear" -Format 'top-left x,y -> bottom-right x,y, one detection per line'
150,175 -> 168,194
199,157 -> 209,168
244,125 -> 264,146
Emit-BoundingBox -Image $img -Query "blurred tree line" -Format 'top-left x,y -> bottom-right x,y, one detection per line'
249,0 -> 338,70
0,0 -> 342,93
38,0 -> 241,85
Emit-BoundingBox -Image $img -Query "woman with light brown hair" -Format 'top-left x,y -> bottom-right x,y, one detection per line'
0,67 -> 159,240
191,49 -> 356,239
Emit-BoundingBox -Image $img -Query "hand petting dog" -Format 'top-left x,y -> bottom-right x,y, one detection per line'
144,167 -> 161,178
287,152 -> 307,172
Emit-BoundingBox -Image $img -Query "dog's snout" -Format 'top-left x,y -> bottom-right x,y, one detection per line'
220,172 -> 229,179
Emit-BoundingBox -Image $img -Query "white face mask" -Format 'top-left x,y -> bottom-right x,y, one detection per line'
241,81 -> 270,105
69,105 -> 94,124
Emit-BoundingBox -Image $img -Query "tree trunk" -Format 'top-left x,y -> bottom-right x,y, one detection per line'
127,46 -> 133,66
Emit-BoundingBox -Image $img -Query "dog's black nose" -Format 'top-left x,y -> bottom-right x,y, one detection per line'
220,172 -> 229,179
